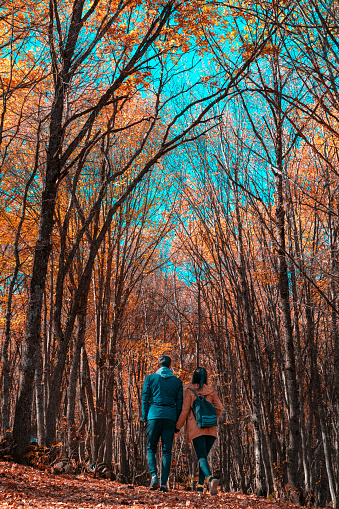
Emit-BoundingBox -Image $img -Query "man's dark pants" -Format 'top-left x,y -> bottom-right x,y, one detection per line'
146,418 -> 176,486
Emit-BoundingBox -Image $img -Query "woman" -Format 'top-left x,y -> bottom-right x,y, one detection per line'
176,367 -> 223,495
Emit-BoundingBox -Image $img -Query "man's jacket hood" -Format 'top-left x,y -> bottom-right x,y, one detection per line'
156,367 -> 174,378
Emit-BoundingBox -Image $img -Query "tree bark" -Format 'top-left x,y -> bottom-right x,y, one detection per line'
275,168 -> 301,502
233,176 -> 265,496
35,347 -> 45,446
326,168 -> 339,508
67,310 -> 87,458
12,177 -> 58,458
2,152 -> 40,437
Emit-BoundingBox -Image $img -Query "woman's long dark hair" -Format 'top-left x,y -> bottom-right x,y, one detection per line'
192,367 -> 208,388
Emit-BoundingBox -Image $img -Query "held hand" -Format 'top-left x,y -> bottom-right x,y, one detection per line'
175,427 -> 180,433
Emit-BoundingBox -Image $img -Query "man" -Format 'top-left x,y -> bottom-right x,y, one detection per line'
142,355 -> 183,492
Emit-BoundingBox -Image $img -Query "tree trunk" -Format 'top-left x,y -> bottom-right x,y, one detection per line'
116,370 -> 129,482
286,203 -> 311,497
12,180 -> 58,458
234,176 -> 265,496
275,166 -> 301,502
67,310 -> 87,458
82,347 -> 96,464
327,169 -> 339,508
3,160 -> 39,437
103,330 -> 116,467
12,45 -> 65,457
35,348 -> 45,446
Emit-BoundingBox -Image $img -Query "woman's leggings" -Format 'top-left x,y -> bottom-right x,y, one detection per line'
192,435 -> 216,485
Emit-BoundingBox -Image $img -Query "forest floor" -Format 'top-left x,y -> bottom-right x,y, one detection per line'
0,461 -> 308,509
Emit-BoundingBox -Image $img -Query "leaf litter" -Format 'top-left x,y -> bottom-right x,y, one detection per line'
0,461 -> 310,509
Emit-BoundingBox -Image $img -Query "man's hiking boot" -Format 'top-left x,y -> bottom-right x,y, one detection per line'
208,477 -> 219,496
159,485 -> 168,492
149,476 -> 159,490
196,484 -> 204,494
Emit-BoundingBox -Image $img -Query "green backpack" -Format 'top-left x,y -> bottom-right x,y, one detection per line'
189,389 -> 217,428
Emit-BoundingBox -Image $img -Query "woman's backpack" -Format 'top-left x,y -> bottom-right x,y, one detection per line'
189,389 -> 217,428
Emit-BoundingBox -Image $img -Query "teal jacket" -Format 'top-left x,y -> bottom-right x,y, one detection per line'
142,367 -> 183,422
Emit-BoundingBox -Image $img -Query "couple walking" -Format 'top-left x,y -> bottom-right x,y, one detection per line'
142,355 -> 223,495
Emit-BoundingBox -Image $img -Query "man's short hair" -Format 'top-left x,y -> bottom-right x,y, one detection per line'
158,355 -> 171,368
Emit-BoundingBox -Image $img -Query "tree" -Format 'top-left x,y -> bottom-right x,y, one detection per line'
9,0 -> 270,460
